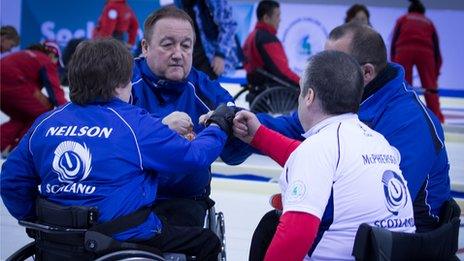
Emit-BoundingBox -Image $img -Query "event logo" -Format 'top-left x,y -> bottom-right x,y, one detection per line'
382,170 -> 408,215
52,141 -> 92,184
286,180 -> 306,203
282,17 -> 328,75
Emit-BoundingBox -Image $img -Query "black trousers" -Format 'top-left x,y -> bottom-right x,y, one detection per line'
249,210 -> 281,261
153,197 -> 215,227
144,198 -> 219,260
140,219 -> 221,261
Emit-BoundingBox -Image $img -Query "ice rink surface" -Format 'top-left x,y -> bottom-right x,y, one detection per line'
0,86 -> 463,260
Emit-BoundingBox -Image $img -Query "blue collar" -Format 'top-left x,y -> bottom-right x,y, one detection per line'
359,63 -> 409,123
138,57 -> 188,93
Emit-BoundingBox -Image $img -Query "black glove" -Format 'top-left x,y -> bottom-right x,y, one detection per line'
206,104 -> 237,135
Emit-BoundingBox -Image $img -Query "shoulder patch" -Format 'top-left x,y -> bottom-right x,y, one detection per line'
286,180 -> 307,203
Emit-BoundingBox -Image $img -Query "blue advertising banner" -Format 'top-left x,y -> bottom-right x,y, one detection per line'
19,0 -> 253,49
12,0 -> 464,91
20,0 -> 160,49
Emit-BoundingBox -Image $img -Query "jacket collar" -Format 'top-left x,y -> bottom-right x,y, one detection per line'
138,57 -> 188,93
255,22 -> 277,35
359,63 -> 407,124
302,113 -> 356,138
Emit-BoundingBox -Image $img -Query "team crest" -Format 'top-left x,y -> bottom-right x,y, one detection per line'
52,141 -> 92,184
382,170 -> 408,215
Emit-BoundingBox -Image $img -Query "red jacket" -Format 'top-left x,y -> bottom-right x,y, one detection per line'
1,50 -> 67,106
93,0 -> 139,46
243,22 -> 300,87
391,12 -> 442,72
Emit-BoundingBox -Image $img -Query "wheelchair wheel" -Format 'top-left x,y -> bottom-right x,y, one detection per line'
249,87 -> 299,115
217,212 -> 226,261
6,242 -> 36,261
95,250 -> 165,261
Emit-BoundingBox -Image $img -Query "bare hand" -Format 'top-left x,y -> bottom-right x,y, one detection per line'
211,56 -> 225,76
162,111 -> 193,136
199,111 -> 214,125
233,110 -> 261,144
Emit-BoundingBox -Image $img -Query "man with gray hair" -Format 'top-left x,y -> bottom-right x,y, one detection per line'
233,50 -> 414,260
234,22 -> 450,234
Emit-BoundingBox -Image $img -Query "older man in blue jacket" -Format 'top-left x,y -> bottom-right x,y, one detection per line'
131,7 -> 243,227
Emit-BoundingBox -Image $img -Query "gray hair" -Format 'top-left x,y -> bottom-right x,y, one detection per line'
300,50 -> 364,114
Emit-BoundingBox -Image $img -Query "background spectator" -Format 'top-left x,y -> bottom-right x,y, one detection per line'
391,0 -> 444,122
92,0 -> 139,49
175,0 -> 241,79
242,0 -> 299,89
344,4 -> 371,25
0,25 -> 20,57
0,42 -> 67,156
60,38 -> 85,85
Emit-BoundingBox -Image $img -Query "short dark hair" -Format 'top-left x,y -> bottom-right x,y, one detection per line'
0,25 -> 20,44
301,50 -> 364,114
328,22 -> 387,73
408,0 -> 425,14
257,0 -> 280,21
68,39 -> 133,105
27,43 -> 54,56
344,4 -> 370,23
143,6 -> 195,43
26,43 -> 58,57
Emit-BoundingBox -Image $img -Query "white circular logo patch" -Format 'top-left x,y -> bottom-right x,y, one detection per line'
52,141 -> 92,184
287,181 -> 306,202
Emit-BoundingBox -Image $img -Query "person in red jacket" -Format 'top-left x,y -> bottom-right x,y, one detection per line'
0,43 -> 67,156
243,0 -> 299,88
92,0 -> 139,48
391,0 -> 444,122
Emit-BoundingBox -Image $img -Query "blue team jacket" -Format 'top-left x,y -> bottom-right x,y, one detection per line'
239,63 -> 450,229
131,57 -> 237,197
0,98 -> 227,241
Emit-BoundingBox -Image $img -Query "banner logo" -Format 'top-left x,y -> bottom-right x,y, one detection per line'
282,17 -> 328,75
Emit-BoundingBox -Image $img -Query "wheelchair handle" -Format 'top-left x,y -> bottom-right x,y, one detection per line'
18,220 -> 87,234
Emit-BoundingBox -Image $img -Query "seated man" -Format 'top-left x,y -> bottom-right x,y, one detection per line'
0,39 -> 236,260
242,0 -> 299,88
131,6 -> 240,227
236,22 -> 450,233
233,50 -> 415,260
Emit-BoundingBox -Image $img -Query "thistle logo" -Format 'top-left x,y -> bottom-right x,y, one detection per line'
382,170 -> 408,215
298,35 -> 312,56
52,141 -> 92,184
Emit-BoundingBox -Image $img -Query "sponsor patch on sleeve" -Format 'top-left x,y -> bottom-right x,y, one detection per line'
286,180 -> 306,203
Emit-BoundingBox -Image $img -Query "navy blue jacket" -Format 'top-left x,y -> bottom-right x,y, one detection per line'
0,98 -> 227,241
131,57 -> 238,197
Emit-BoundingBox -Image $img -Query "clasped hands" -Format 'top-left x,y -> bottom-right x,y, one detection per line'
162,105 -> 262,143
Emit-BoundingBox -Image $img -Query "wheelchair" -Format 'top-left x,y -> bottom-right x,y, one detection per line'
352,198 -> 461,261
234,68 -> 299,116
7,198 -> 226,261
